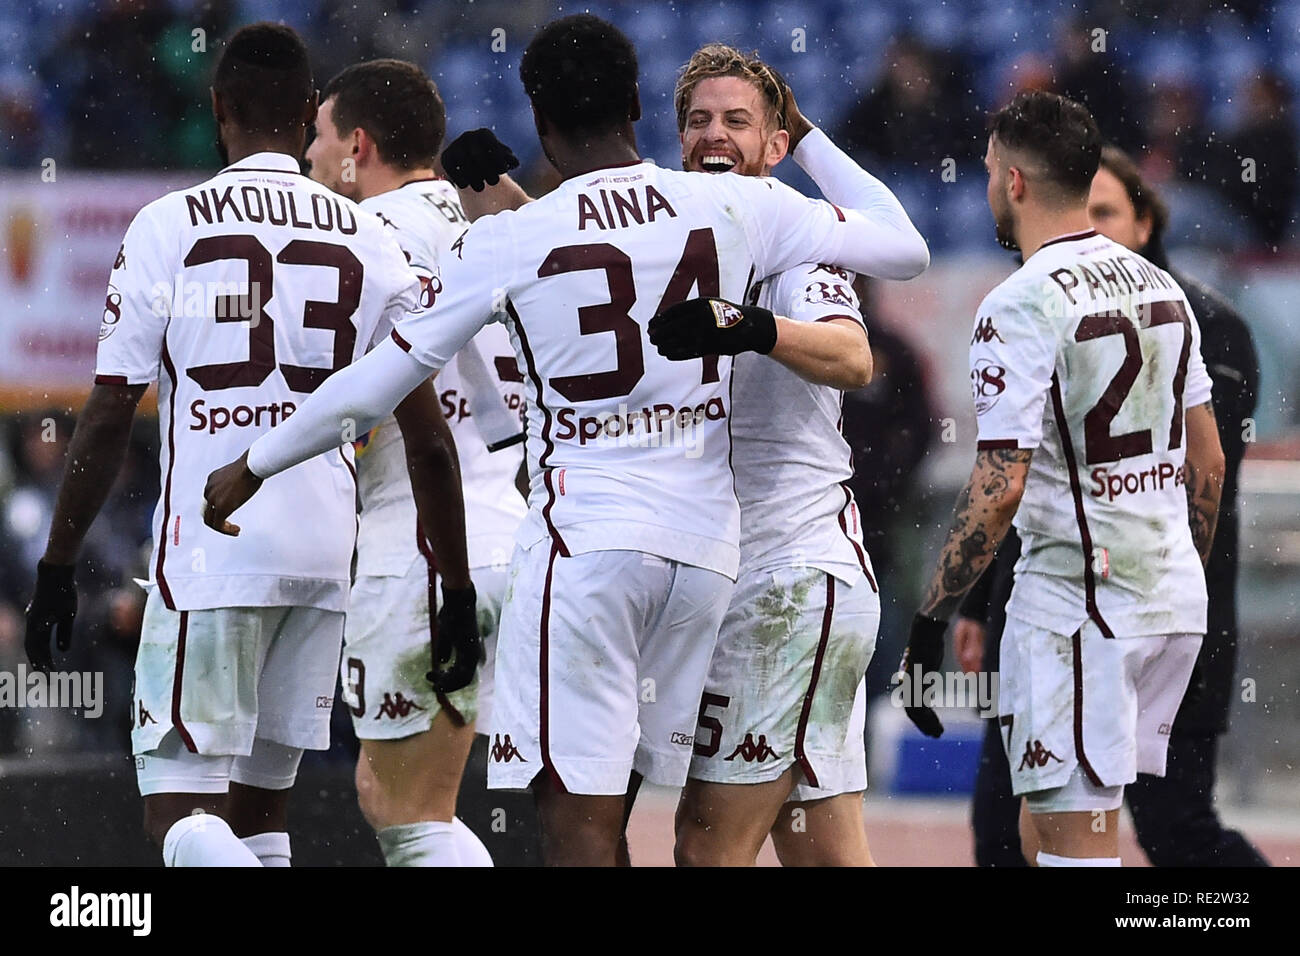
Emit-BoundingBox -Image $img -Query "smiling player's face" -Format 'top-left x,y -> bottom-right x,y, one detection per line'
681,76 -> 786,178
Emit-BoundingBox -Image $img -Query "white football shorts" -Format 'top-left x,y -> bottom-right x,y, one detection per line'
688,565 -> 879,801
341,558 -> 507,740
131,587 -> 342,760
488,539 -> 732,794
997,614 -> 1202,803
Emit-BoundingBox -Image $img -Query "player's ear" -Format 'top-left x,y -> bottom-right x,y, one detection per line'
629,84 -> 642,123
1008,165 -> 1026,202
531,102 -> 549,139
303,90 -> 318,127
1135,210 -> 1154,248
767,126 -> 790,169
210,88 -> 224,125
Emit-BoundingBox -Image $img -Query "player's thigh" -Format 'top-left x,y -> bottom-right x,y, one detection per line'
357,710 -> 477,824
343,562 -> 477,743
489,543 -> 650,796
770,791 -> 872,867
675,769 -> 798,866
132,590 -> 276,761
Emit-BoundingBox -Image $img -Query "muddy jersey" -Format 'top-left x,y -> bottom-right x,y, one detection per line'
94,151 -> 419,611
971,229 -> 1212,637
732,261 -> 873,584
353,180 -> 525,576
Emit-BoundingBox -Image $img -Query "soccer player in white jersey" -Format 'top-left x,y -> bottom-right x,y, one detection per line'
303,58 -> 528,866
652,46 -> 908,866
899,91 -> 1225,866
22,25 -> 476,867
202,13 -> 928,866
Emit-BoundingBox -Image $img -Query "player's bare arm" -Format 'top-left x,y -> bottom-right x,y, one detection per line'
761,315 -> 872,388
895,447 -> 1030,737
26,382 -> 146,669
919,447 -> 1032,620
392,380 -> 472,589
43,382 -> 148,564
1182,400 -> 1226,566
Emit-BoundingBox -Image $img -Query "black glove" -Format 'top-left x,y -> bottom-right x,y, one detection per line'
441,128 -> 519,192
426,583 -> 483,695
648,297 -> 778,359
25,560 -> 77,672
895,613 -> 948,738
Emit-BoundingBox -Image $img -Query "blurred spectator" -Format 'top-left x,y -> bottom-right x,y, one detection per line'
1139,81 -> 1211,187
837,36 -> 983,171
1050,18 -> 1142,152
1212,72 -> 1299,246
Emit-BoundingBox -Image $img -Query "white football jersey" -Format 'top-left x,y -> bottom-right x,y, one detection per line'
732,262 -> 874,585
390,162 -> 889,578
94,151 -> 420,611
971,229 -> 1212,637
353,178 -> 526,577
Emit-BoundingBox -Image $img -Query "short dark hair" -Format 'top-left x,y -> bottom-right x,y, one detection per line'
1097,144 -> 1169,241
987,90 -> 1101,200
322,59 -> 446,169
213,23 -> 314,136
520,14 -> 638,135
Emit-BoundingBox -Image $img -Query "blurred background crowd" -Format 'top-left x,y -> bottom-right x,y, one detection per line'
0,1 -> 1295,826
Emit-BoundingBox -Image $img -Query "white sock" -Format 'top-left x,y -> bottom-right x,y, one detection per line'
241,831 -> 291,867
452,817 -> 493,867
162,812 -> 262,867
376,821 -> 458,867
1037,851 -> 1122,867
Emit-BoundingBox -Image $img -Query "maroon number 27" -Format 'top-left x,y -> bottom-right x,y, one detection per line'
1075,300 -> 1192,465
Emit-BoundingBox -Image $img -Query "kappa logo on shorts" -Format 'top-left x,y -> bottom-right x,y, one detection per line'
136,700 -> 156,728
374,692 -> 425,720
725,733 -> 778,762
1017,739 -> 1064,771
490,733 -> 527,763
670,732 -> 694,747
315,696 -> 333,709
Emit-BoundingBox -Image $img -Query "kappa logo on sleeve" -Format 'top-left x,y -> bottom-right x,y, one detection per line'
971,316 -> 1005,344
710,299 -> 744,329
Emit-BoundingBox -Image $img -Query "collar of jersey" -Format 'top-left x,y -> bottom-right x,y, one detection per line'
220,151 -> 302,175
1036,228 -> 1098,251
560,158 -> 651,184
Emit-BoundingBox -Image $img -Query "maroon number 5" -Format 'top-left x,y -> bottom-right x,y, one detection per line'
693,692 -> 731,758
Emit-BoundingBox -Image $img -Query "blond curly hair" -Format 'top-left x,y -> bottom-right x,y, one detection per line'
673,43 -> 787,133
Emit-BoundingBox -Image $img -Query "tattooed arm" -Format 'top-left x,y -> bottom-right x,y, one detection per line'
919,447 -> 1032,620
1183,401 -> 1225,566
